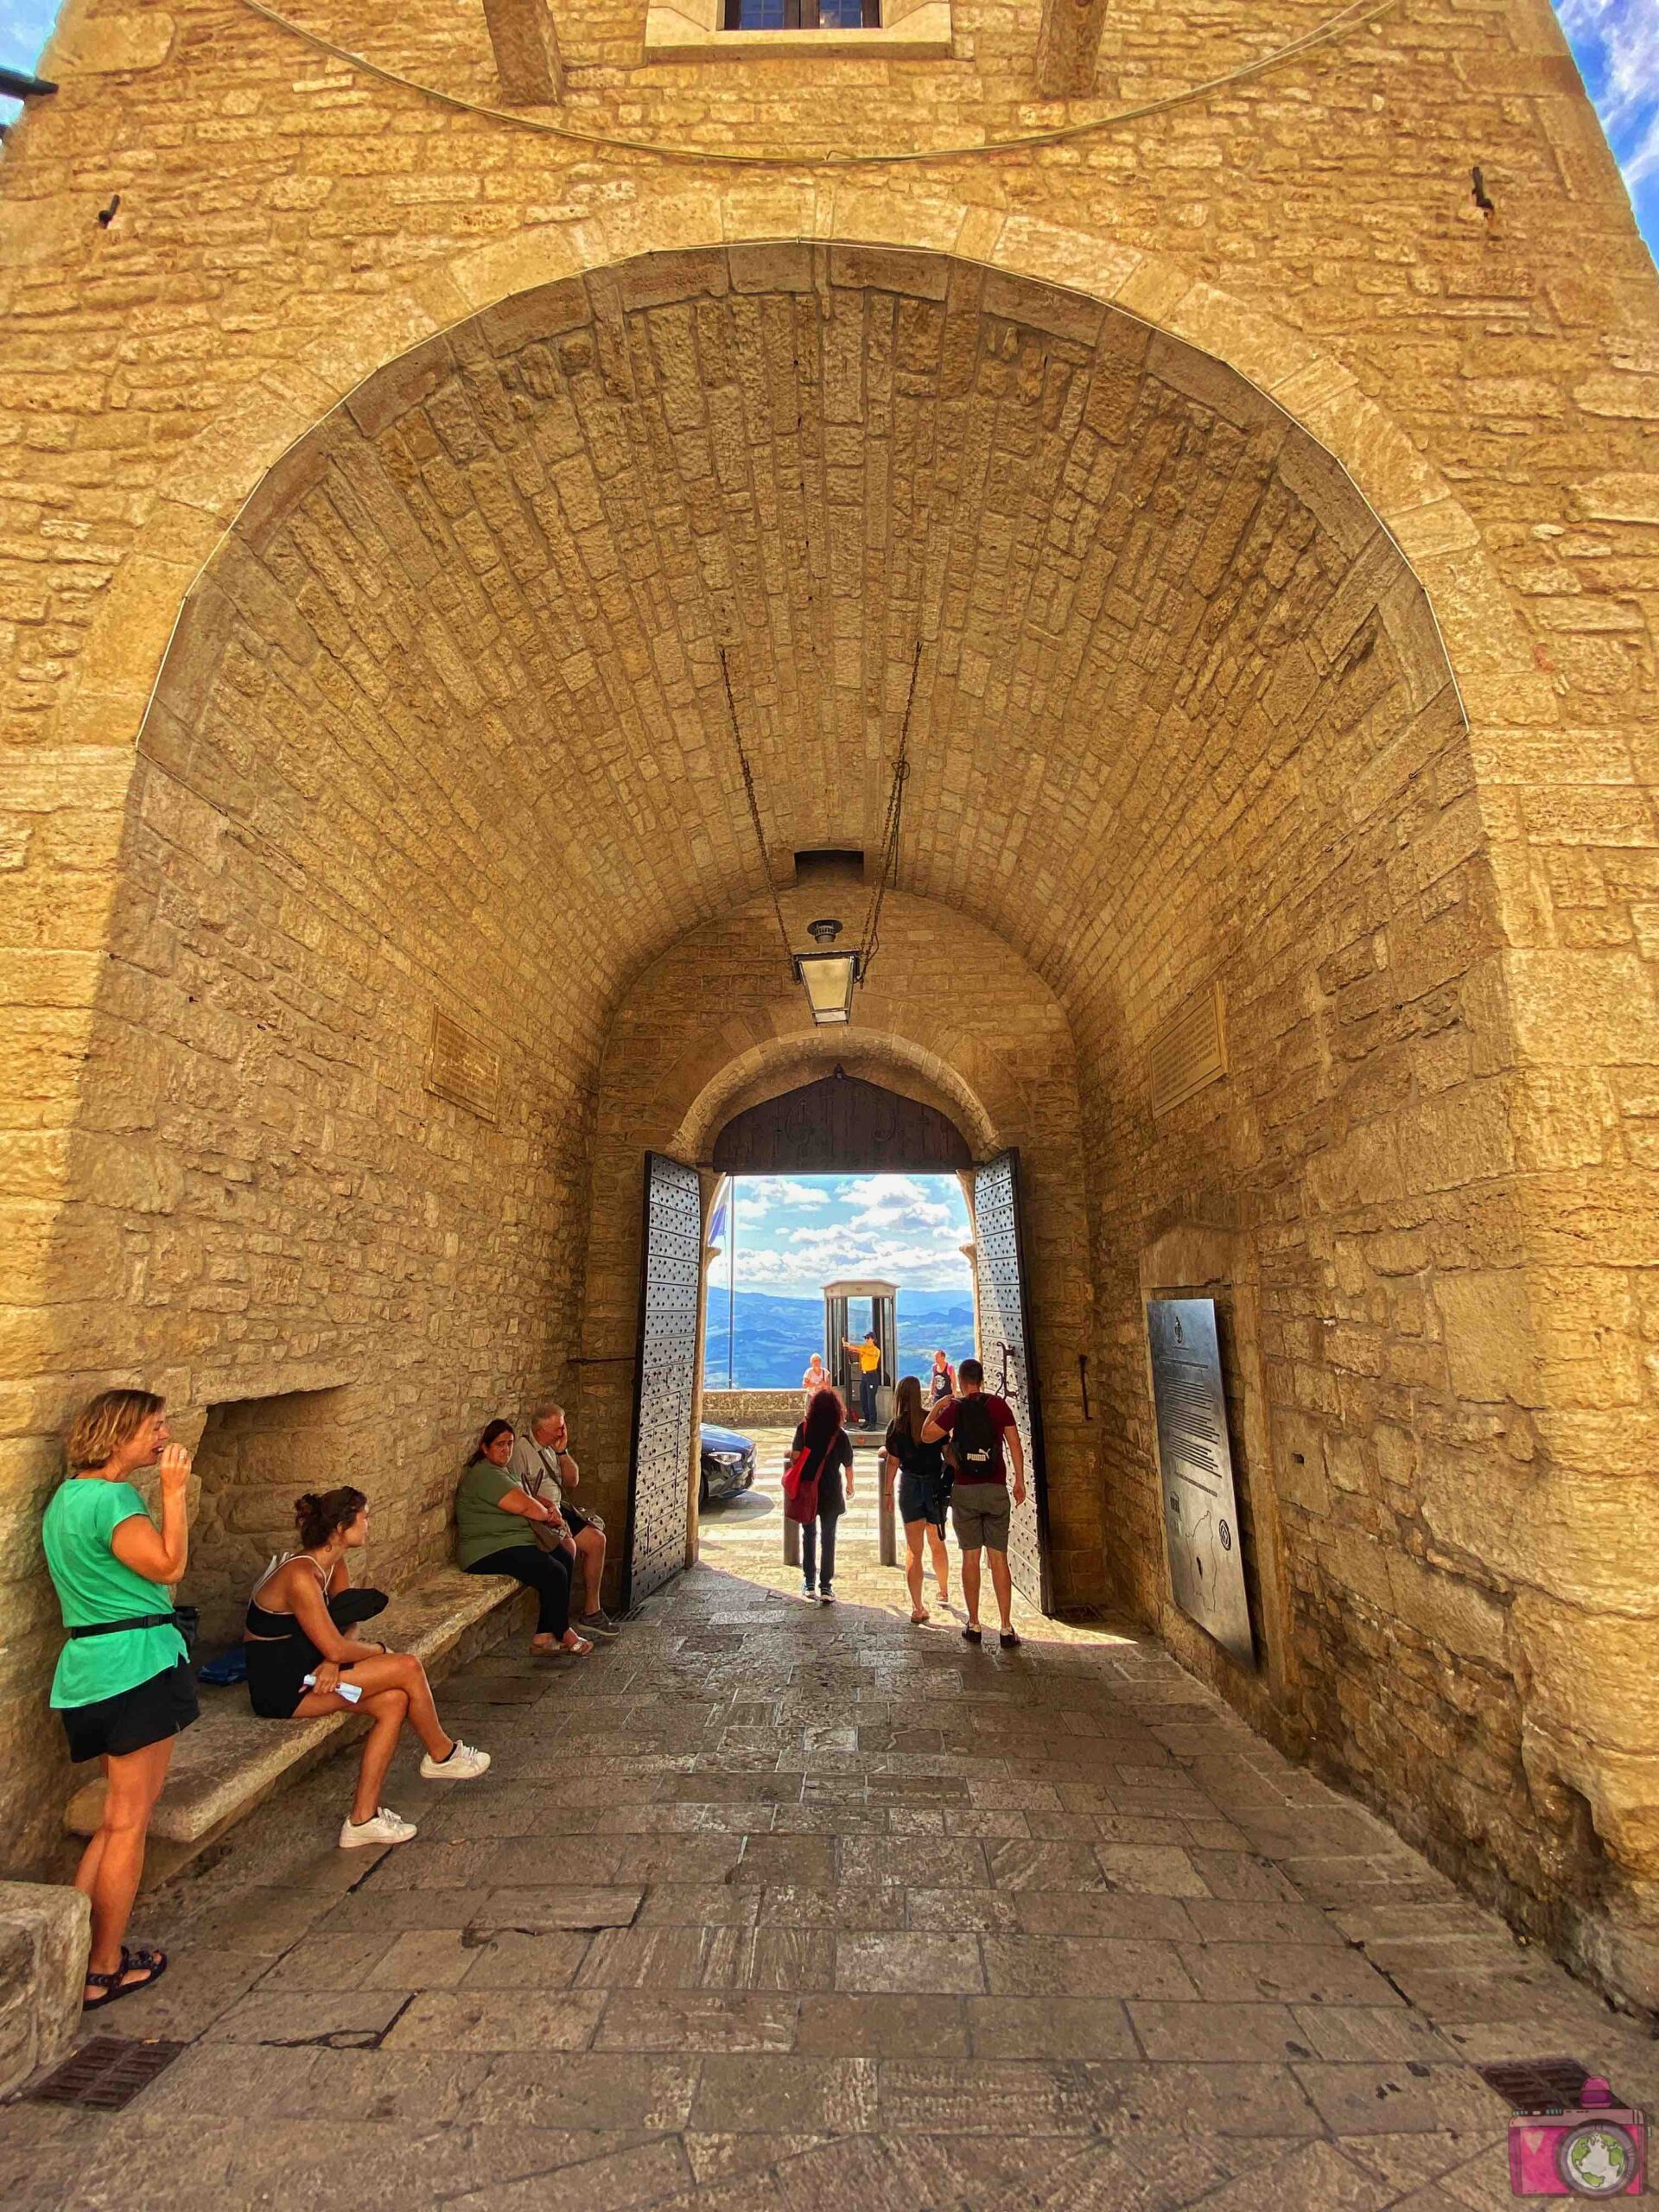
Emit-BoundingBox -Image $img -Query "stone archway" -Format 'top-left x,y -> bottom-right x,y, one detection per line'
8,238 -> 1656,2008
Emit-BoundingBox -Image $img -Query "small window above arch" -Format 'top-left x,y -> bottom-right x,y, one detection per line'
722,0 -> 880,25
646,0 -> 950,60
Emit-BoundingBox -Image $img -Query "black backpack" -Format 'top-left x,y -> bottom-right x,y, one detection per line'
950,1393 -> 1001,1481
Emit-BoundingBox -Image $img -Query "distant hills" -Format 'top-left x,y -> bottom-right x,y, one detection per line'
703,1287 -> 976,1390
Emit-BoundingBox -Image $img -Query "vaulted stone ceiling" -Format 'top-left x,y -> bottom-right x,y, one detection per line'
149,242 -> 1455,1062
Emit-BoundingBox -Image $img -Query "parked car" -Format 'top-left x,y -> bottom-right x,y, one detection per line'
699,1422 -> 756,1507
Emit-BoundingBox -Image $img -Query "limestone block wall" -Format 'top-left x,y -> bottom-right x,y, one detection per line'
574,884 -> 1098,1603
702,1391 -> 806,1429
0,0 -> 1656,2000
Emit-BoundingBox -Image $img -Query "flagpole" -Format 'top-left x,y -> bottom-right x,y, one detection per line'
728,1188 -> 736,1389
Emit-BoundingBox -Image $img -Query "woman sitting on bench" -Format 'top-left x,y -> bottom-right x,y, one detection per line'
456,1421 -> 594,1657
245,1487 -> 490,1851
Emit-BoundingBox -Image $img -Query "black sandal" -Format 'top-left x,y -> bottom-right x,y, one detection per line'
1000,1630 -> 1021,1649
962,1625 -> 982,1644
83,1945 -> 168,2011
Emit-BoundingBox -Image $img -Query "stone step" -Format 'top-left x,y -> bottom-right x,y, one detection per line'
63,1568 -> 534,1874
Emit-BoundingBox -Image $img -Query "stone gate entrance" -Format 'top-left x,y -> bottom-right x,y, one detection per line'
3,193 -> 1656,2009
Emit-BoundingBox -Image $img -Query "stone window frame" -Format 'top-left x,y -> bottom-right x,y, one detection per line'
644,0 -> 950,63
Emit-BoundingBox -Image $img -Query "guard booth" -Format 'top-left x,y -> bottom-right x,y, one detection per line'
823,1277 -> 897,1435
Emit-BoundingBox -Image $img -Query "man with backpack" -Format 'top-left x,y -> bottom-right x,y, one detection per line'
923,1358 -> 1026,1649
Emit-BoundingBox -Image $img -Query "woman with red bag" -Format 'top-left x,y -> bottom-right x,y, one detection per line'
785,1387 -> 854,1604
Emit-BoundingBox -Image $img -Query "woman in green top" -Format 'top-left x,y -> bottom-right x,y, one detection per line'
457,1421 -> 592,1656
42,1389 -> 199,2011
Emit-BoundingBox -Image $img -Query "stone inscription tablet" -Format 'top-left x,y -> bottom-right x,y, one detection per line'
427,1009 -> 500,1123
1147,1297 -> 1254,1668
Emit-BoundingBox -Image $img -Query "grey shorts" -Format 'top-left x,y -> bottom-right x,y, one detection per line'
950,1481 -> 1011,1553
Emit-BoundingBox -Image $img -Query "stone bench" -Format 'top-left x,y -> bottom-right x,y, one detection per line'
64,1567 -> 534,1882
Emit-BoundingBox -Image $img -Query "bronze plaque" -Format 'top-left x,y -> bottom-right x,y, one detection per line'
1147,1298 -> 1254,1667
427,1009 -> 500,1122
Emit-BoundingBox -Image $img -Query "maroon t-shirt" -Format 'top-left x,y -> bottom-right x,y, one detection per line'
931,1393 -> 1018,1484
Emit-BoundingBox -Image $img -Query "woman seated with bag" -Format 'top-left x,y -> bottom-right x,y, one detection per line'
881,1375 -> 952,1624
456,1421 -> 594,1656
786,1386 -> 854,1604
246,1487 -> 490,1851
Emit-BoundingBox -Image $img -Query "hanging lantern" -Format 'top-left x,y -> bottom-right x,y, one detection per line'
792,920 -> 861,1025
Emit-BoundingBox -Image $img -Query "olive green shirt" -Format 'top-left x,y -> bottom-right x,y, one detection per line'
455,1457 -> 527,1569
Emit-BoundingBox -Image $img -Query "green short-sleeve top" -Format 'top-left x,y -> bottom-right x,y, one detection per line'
42,1478 -> 186,1707
455,1457 -> 524,1569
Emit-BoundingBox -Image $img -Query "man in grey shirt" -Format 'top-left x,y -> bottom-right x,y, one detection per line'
508,1402 -> 620,1637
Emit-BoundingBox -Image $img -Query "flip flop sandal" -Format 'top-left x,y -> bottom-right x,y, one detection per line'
962,1625 -> 982,1644
1000,1630 -> 1022,1649
563,1636 -> 594,1656
910,1610 -> 931,1625
83,1945 -> 168,2011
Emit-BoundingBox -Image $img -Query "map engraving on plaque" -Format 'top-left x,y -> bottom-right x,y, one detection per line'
1147,1297 -> 1254,1668
426,1009 -> 500,1123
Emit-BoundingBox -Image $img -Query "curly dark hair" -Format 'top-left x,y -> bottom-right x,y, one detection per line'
293,1487 -> 367,1550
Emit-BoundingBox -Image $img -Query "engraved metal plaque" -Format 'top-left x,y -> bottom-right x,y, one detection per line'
1147,1298 -> 1254,1667
623,1153 -> 702,1610
1148,982 -> 1227,1116
971,1150 -> 1052,1614
426,1009 -> 500,1122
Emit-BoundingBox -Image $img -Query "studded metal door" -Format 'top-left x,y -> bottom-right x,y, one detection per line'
623,1153 -> 702,1610
970,1150 -> 1052,1614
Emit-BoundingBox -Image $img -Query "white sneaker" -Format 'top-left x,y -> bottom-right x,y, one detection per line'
421,1740 -> 491,1781
339,1806 -> 417,1849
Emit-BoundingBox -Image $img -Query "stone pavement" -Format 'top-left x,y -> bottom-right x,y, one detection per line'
3,1432 -> 1655,2209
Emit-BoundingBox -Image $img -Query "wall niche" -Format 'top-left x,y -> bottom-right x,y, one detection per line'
187,1387 -> 357,1649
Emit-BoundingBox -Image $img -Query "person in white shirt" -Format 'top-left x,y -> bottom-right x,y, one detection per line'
507,1402 -> 620,1638
800,1353 -> 829,1421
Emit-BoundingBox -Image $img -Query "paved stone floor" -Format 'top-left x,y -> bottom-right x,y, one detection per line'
4,1432 -> 1656,2209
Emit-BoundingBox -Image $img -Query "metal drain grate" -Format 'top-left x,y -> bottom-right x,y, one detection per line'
1476,2056 -> 1605,2113
29,2035 -> 185,2111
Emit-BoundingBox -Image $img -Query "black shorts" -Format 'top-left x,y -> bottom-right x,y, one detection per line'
897,1471 -> 930,1524
563,1506 -> 591,1538
59,1659 -> 199,1764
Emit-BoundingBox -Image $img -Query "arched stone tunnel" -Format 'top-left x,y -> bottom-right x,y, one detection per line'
7,241 -> 1656,2009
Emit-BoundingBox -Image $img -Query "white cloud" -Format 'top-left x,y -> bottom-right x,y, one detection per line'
1554,0 -> 1659,188
725,1171 -> 973,1292
741,1225 -> 970,1292
730,1177 -> 834,1227
836,1175 -> 933,1209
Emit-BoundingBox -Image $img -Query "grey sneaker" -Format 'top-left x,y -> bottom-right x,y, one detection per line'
578,1610 -> 620,1638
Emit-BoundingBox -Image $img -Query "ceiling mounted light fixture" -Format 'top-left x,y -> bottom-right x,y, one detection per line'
721,643 -> 921,1027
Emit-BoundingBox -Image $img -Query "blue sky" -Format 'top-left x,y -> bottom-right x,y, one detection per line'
711,1174 -> 972,1294
2,0 -> 1656,260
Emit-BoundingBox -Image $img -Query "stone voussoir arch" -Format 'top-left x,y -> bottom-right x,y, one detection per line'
71,187 -> 1533,752
671,1026 -> 1010,1167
